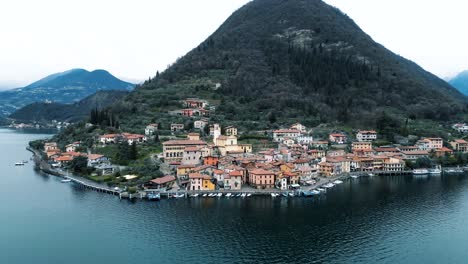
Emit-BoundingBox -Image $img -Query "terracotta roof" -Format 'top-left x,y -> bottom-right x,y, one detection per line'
88,154 -> 104,160
188,173 -> 211,180
177,164 -> 196,169
150,176 -> 176,185
249,169 -> 274,175
101,134 -> 119,138
402,151 -> 429,155
62,152 -> 83,157
358,130 -> 377,134
436,147 -> 453,152
163,140 -> 207,146
213,169 -> 224,174
55,156 -> 73,162
229,171 -> 243,177
330,133 -> 346,137
184,146 -> 201,152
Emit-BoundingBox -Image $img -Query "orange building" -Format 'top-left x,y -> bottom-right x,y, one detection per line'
248,169 -> 275,189
203,156 -> 219,166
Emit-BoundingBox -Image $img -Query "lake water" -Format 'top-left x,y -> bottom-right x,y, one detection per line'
2,128 -> 468,264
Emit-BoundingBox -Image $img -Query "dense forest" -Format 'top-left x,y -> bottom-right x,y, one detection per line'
83,0 -> 468,133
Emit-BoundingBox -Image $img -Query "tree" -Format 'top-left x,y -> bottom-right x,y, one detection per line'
69,156 -> 89,174
129,142 -> 138,160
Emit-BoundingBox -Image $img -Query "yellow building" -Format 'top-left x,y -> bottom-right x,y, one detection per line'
177,164 -> 195,176
203,178 -> 215,190
352,142 -> 372,152
189,173 -> 215,191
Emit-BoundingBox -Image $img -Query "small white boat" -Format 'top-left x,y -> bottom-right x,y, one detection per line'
190,194 -> 199,198
288,192 -> 294,197
247,193 -> 252,197
323,183 -> 335,188
226,193 -> 232,197
413,169 -> 429,175
271,193 -> 279,198
368,173 -> 375,177
241,193 -> 247,198
351,175 -> 359,179
202,193 -> 208,197
15,162 -> 25,166
217,193 -> 223,197
208,193 -> 214,197
311,190 -> 320,195
428,168 -> 441,174
317,188 -> 326,192
176,194 -> 185,198
333,180 -> 343,184
61,179 -> 71,183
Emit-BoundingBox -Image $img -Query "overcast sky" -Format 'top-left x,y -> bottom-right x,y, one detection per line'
0,0 -> 467,88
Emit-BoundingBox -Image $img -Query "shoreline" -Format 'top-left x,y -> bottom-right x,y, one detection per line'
27,146 -> 467,200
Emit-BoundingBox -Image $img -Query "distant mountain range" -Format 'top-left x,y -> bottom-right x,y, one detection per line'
9,90 -> 129,123
0,69 -> 134,116
449,71 -> 468,96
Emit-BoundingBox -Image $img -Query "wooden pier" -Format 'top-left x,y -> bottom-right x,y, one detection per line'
63,175 -> 120,196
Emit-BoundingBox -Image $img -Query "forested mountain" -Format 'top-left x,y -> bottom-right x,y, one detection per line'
0,69 -> 134,116
449,71 -> 468,96
108,0 -> 466,131
9,90 -> 129,123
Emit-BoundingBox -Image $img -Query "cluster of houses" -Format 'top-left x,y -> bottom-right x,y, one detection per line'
147,124 -> 468,192
43,142 -> 114,175
169,98 -> 212,119
99,133 -> 147,145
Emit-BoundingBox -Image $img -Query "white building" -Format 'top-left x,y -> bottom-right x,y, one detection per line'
291,123 -> 306,133
273,129 -> 301,142
356,130 -> 377,142
453,123 -> 468,133
145,124 -> 158,136
210,124 -> 221,141
297,136 -> 314,145
194,119 -> 209,130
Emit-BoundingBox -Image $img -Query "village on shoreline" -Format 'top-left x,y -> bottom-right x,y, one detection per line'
27,98 -> 468,200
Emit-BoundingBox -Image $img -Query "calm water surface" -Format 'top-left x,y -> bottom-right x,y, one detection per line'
1,128 -> 468,264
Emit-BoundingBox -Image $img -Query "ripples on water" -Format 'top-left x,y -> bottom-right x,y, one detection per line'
2,129 -> 468,264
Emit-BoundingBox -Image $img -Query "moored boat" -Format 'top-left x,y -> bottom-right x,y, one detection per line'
217,193 -> 223,197
241,193 -> 247,198
323,183 -> 335,188
147,192 -> 161,201
317,188 -> 325,192
202,193 -> 208,197
428,168 -> 441,175
15,162 -> 25,166
226,193 -> 232,198
311,190 -> 320,195
333,180 -> 343,184
247,193 -> 252,197
61,179 -> 71,183
412,169 -> 429,175
190,194 -> 199,198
